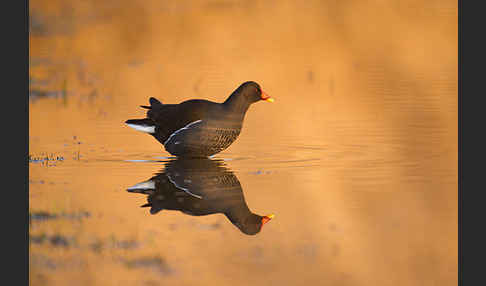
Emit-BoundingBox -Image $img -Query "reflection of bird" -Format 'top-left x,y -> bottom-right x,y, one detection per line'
125,81 -> 273,157
127,158 -> 274,235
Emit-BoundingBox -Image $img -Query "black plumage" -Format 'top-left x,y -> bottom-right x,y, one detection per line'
125,81 -> 273,157
126,158 -> 274,235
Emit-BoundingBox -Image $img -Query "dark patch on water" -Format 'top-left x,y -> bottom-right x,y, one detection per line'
295,244 -> 319,259
234,246 -> 269,265
30,8 -> 76,36
121,257 -> 172,275
29,89 -> 67,101
29,211 -> 91,223
89,241 -> 104,253
144,280 -> 161,286
112,239 -> 139,250
30,77 -> 50,86
307,70 -> 315,83
50,235 -> 71,247
192,222 -> 221,231
30,254 -> 58,270
30,254 -> 86,270
89,237 -> 140,253
30,212 -> 57,222
30,234 -> 74,248
30,234 -> 47,244
29,11 -> 50,36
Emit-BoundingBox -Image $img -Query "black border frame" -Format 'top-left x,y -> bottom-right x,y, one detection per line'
458,1 -> 462,285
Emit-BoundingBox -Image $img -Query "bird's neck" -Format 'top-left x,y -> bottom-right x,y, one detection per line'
223,93 -> 251,115
224,203 -> 253,226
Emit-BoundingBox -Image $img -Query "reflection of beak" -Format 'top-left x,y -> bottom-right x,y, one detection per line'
261,214 -> 275,225
261,91 -> 274,103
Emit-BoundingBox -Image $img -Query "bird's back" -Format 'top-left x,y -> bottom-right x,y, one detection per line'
125,80 -> 271,157
148,99 -> 243,157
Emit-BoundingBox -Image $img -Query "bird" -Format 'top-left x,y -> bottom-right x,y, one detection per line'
126,157 -> 275,235
125,81 -> 273,157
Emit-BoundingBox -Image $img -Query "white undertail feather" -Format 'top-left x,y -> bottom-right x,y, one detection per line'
126,123 -> 155,134
127,180 -> 155,191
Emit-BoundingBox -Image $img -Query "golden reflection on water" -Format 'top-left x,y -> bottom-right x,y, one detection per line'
29,0 -> 457,285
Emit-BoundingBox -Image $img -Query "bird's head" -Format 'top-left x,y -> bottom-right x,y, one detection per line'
235,213 -> 275,235
224,81 -> 274,112
238,81 -> 274,103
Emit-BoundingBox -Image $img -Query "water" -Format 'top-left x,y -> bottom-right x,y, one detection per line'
29,1 -> 457,285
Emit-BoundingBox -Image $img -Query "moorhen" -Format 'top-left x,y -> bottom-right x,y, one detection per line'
125,81 -> 273,157
127,158 -> 275,235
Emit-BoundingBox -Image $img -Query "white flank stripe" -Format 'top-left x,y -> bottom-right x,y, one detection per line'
163,120 -> 203,146
126,123 -> 155,134
127,180 -> 155,190
166,174 -> 203,199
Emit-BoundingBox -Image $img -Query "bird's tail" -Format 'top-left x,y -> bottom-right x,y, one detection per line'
142,203 -> 164,215
126,97 -> 164,133
126,179 -> 156,192
125,118 -> 156,134
140,97 -> 163,109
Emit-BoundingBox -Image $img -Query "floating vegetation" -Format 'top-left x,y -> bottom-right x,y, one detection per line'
30,233 -> 74,248
29,154 -> 64,164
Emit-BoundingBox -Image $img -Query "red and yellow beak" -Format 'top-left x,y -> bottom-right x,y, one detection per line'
261,91 -> 274,103
261,214 -> 275,226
